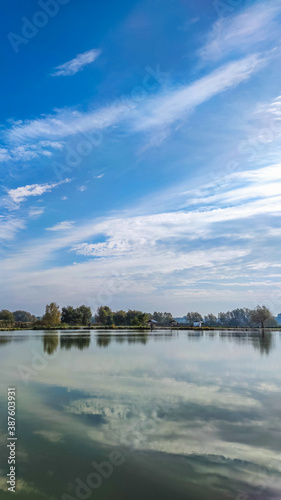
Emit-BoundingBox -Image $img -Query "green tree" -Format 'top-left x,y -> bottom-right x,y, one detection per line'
77,305 -> 92,325
217,312 -> 228,326
61,305 -> 92,325
95,306 -> 113,325
186,312 -> 203,326
13,310 -> 37,322
163,312 -> 174,325
204,313 -> 217,326
0,309 -> 14,322
229,308 -> 252,327
126,310 -> 149,326
217,308 -> 253,327
152,312 -> 164,324
152,312 -> 173,325
137,312 -> 150,326
42,303 -> 61,326
61,306 -> 75,325
113,310 -> 127,326
250,305 -> 277,328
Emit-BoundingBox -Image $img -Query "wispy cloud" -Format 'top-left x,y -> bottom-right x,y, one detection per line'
0,148 -> 12,162
185,163 -> 281,207
51,49 -> 101,77
28,207 -> 45,218
33,430 -> 63,443
7,179 -> 70,208
199,1 -> 281,61
3,163 -> 281,266
6,55 -> 265,145
0,141 -> 65,163
46,221 -> 75,231
1,161 -> 281,312
0,216 -> 25,240
6,104 -> 126,143
134,54 -> 265,131
178,17 -> 199,31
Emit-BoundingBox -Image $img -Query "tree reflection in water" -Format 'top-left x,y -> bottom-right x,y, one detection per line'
251,331 -> 274,355
96,334 -> 149,348
215,330 -> 274,355
0,336 -> 12,346
43,334 -> 59,355
1,330 -> 275,357
96,335 -> 112,348
60,335 -> 91,350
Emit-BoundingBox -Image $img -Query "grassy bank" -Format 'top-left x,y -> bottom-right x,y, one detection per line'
1,325 -> 280,332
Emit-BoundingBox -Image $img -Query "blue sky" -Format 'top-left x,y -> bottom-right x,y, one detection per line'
1,0 -> 281,316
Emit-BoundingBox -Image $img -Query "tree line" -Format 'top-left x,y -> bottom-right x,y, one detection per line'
94,306 -> 173,327
187,306 -> 278,328
0,310 -> 37,323
0,304 -> 278,329
0,304 -> 92,327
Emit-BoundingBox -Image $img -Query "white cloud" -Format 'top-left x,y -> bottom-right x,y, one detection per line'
33,430 -> 63,442
46,221 -> 75,231
3,162 -> 281,263
6,103 -> 126,143
1,162 -> 281,312
7,178 -> 70,207
28,207 -> 45,218
189,163 -> 281,206
51,49 -> 101,77
133,54 -> 265,131
77,185 -> 87,192
9,145 -> 42,161
151,162 -> 281,215
268,228 -> 281,237
38,141 -> 65,150
0,141 -> 65,163
0,216 -> 25,240
199,1 -> 281,61
0,148 -> 11,162
5,55 -> 265,144
73,240 -> 135,257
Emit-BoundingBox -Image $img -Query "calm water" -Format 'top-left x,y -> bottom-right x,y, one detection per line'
0,330 -> 281,499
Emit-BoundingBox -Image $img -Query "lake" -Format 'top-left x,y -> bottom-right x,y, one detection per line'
0,329 -> 281,499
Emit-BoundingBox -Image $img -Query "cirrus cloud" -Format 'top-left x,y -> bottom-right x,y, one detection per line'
51,48 -> 102,77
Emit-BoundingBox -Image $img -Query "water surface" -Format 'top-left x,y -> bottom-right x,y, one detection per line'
0,330 -> 281,499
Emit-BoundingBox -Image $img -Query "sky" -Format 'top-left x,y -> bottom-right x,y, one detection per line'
1,0 -> 281,316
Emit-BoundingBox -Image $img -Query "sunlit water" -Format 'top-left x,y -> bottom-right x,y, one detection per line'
0,329 -> 281,499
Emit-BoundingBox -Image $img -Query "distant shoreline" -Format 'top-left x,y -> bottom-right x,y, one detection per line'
1,326 -> 280,332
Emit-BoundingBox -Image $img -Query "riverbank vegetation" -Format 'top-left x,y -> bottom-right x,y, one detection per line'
0,304 -> 278,330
